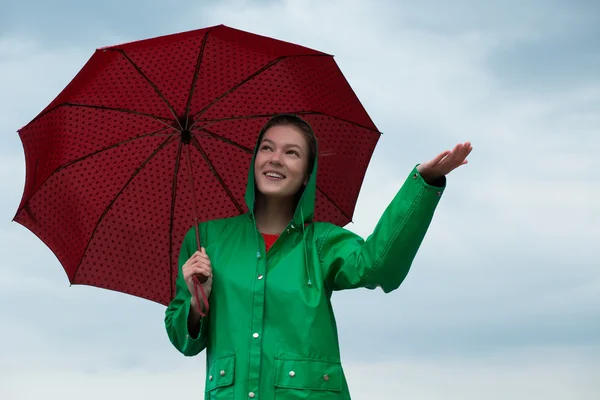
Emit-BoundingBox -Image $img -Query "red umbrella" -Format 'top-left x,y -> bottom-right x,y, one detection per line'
13,24 -> 380,307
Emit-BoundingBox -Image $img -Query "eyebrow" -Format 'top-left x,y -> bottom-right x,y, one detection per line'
261,138 -> 303,151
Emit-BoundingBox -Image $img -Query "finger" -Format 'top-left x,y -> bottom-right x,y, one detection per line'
438,147 -> 469,174
184,255 -> 204,268
465,143 -> 473,156
189,251 -> 210,264
193,261 -> 212,273
432,150 -> 451,165
438,145 -> 462,167
187,252 -> 203,263
447,142 -> 471,165
458,142 -> 471,155
188,256 -> 210,269
197,248 -> 210,261
184,257 -> 210,271
196,254 -> 211,266
186,265 -> 212,279
194,265 -> 212,277
454,144 -> 472,165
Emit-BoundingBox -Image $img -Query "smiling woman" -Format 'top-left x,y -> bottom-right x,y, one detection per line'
164,113 -> 471,399
253,116 -> 317,235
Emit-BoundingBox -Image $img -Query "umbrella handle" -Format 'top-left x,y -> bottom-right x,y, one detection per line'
192,274 -> 210,317
184,143 -> 210,317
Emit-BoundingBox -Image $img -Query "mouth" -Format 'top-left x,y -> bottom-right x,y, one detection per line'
263,171 -> 286,180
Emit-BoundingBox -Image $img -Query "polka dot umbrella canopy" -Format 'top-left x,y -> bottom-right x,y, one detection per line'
13,24 -> 381,306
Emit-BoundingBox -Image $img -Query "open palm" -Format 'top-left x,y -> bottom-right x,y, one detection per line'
417,142 -> 473,181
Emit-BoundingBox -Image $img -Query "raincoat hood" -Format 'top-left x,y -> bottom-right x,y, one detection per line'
244,114 -> 318,227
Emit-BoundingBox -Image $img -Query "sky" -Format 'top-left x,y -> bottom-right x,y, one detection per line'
1,0 -> 599,398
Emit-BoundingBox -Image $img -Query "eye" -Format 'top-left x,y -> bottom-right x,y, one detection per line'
287,150 -> 300,157
260,144 -> 272,152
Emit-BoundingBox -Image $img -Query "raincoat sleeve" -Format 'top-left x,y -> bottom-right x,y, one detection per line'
164,225 -> 209,356
318,166 -> 445,292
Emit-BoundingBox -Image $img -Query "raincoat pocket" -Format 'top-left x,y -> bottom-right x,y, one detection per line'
205,354 -> 236,400
274,358 -> 343,398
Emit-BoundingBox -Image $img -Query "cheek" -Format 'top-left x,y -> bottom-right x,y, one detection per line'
292,160 -> 309,181
253,158 -> 262,179
254,153 -> 265,169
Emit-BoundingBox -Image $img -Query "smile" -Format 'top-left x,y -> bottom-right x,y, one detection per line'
264,172 -> 286,179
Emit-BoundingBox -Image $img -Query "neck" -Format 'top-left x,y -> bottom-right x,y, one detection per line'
253,194 -> 296,234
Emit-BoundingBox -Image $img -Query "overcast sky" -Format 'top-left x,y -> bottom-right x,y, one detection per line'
1,0 -> 599,399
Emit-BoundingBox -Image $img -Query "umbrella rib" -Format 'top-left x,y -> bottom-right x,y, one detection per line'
305,111 -> 381,133
192,127 -> 254,154
24,103 -> 173,128
72,136 -> 176,282
66,103 -> 172,122
316,186 -> 352,223
184,28 -> 212,121
168,140 -> 184,301
190,54 -> 330,126
14,128 -> 174,218
56,128 -> 173,173
190,136 -> 245,215
197,111 -> 382,133
115,49 -> 181,125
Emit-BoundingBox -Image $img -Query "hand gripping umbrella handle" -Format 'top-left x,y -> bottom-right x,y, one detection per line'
185,143 -> 210,317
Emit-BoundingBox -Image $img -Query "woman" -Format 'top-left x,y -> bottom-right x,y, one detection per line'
165,114 -> 472,399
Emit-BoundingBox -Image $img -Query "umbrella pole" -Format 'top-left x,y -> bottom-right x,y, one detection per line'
184,143 -> 210,317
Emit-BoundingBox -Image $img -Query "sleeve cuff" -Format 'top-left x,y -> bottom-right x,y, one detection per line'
181,297 -> 205,343
412,165 -> 446,193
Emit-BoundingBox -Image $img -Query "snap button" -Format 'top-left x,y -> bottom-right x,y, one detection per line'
258,275 -> 263,280
253,332 -> 259,338
248,392 -> 255,398
413,173 -> 418,179
289,371 -> 295,377
209,375 -> 213,381
220,370 -> 225,376
323,374 -> 330,381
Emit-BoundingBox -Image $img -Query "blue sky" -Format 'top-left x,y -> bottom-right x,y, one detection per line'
1,0 -> 599,399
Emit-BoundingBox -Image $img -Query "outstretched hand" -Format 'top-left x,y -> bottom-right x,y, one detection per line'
417,141 -> 472,182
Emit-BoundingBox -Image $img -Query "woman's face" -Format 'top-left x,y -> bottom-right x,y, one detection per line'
254,124 -> 310,200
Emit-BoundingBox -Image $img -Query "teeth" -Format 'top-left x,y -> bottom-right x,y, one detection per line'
265,172 -> 284,179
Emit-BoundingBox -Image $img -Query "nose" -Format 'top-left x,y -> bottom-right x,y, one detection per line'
269,149 -> 283,165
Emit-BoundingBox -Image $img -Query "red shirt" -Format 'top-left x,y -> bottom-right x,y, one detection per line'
262,233 -> 279,252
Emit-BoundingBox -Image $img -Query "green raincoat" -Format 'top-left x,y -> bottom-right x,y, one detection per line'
165,130 -> 445,399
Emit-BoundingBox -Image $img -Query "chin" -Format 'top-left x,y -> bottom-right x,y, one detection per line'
256,184 -> 297,199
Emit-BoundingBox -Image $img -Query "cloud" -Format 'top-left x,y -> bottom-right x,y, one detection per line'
1,0 -> 598,399
0,37 -> 92,158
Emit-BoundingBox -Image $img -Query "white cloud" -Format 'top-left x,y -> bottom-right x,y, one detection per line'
0,37 -> 92,134
1,0 -> 599,399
